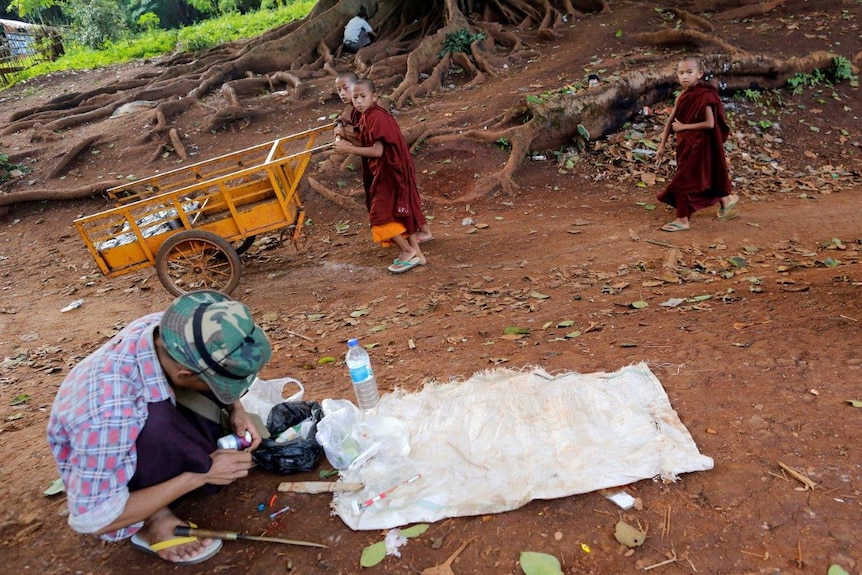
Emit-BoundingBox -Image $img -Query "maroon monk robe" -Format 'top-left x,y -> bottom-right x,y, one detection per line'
356,103 -> 427,234
657,82 -> 732,218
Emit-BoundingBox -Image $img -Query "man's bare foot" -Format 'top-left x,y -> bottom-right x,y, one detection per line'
131,508 -> 221,564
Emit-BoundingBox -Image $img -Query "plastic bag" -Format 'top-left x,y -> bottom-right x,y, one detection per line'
252,400 -> 324,474
315,399 -> 364,470
315,399 -> 410,470
240,377 -> 304,426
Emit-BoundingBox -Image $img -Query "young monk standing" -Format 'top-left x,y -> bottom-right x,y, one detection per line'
333,79 -> 429,273
655,56 -> 739,232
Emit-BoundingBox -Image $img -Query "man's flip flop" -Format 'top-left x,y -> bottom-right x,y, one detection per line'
660,222 -> 690,232
388,258 -> 420,273
131,523 -> 223,565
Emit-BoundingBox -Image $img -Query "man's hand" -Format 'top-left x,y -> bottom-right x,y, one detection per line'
229,401 -> 262,449
206,449 -> 254,485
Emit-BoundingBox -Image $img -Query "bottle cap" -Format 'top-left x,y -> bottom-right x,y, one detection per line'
347,338 -> 359,347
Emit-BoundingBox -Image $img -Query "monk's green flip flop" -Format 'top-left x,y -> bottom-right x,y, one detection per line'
388,258 -> 420,273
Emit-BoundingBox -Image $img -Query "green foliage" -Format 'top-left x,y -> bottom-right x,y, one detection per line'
0,154 -> 30,184
63,0 -> 128,50
4,2 -> 315,86
787,57 -> 856,94
177,1 -> 314,52
137,12 -> 161,33
495,137 -> 511,151
832,55 -> 854,81
187,0 -> 217,15
439,28 -> 485,58
742,88 -> 761,102
6,0 -> 56,19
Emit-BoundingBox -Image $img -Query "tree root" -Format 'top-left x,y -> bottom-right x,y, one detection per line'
46,135 -> 103,179
427,50 -> 837,201
715,0 -> 786,20
665,8 -> 715,32
307,176 -> 364,211
397,52 -> 453,108
169,128 -> 188,161
0,182 -> 110,207
633,29 -> 748,57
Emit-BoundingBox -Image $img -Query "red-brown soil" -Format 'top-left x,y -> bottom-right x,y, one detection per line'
1,1 -> 861,574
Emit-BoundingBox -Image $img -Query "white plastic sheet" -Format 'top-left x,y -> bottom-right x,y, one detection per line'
331,363 -> 713,530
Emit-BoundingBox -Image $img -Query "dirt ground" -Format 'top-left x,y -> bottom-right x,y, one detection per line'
1,1 -> 861,574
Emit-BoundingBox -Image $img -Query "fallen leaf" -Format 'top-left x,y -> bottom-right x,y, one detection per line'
530,291 -> 550,299
360,541 -> 387,568
504,326 -> 531,335
401,524 -> 430,538
10,394 -> 30,406
614,521 -> 646,547
631,300 -> 648,309
520,551 -> 564,575
350,308 -> 370,317
846,399 -> 862,408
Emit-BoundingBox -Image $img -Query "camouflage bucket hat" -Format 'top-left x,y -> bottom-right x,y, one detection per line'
160,290 -> 272,404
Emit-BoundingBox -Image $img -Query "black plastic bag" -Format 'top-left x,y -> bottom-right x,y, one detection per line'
252,401 -> 324,474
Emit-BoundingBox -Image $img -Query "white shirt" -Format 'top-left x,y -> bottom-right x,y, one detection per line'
344,16 -> 373,44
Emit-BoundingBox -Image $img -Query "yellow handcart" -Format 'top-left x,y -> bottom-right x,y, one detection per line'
75,123 -> 334,296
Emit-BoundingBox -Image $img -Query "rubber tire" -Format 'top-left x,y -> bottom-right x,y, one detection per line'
155,230 -> 241,296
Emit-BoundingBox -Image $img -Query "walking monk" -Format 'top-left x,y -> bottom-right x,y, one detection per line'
655,56 -> 739,231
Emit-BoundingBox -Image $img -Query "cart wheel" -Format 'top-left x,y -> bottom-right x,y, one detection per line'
234,235 -> 256,255
156,230 -> 241,296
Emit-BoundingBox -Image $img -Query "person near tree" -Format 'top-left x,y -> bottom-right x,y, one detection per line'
342,6 -> 376,53
47,290 -> 272,564
655,56 -> 739,232
333,79 -> 430,272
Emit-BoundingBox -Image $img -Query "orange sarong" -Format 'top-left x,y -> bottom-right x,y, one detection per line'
372,221 -> 407,247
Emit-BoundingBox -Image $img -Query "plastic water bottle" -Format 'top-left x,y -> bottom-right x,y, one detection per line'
345,338 -> 380,411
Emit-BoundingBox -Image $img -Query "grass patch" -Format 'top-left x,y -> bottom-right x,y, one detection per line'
5,1 -> 315,87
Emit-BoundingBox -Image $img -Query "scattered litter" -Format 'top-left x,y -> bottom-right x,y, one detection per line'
603,490 -> 636,510
269,505 -> 290,520
61,299 -> 83,312
461,217 -> 474,226
351,474 -> 421,515
109,100 -> 157,118
384,529 -> 408,557
660,298 -> 685,308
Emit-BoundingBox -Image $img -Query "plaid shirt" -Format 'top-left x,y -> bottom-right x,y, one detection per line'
47,313 -> 173,541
